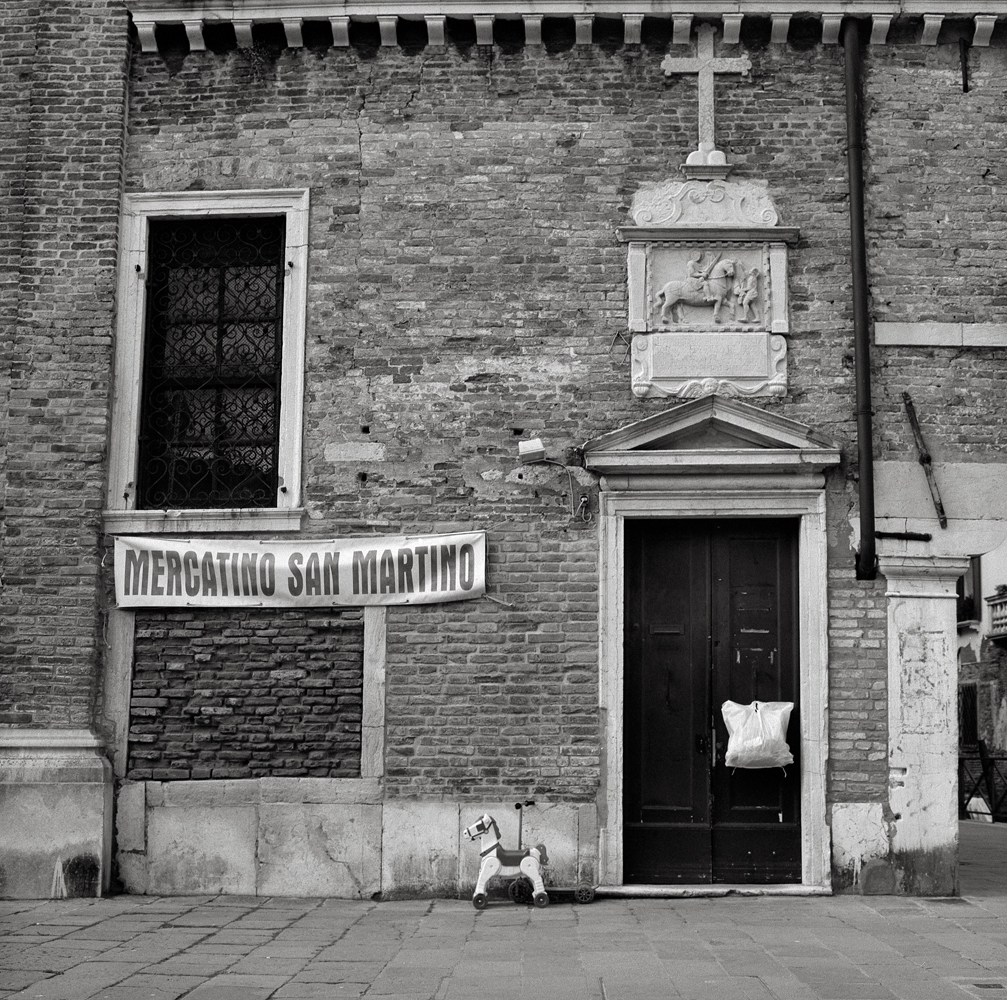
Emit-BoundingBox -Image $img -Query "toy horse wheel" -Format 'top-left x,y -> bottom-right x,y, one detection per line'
533,891 -> 549,908
508,877 -> 534,904
574,884 -> 595,904
472,893 -> 487,910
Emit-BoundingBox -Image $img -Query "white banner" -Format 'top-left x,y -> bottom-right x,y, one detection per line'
114,532 -> 486,608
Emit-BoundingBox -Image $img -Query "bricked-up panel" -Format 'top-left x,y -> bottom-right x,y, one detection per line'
127,609 -> 364,780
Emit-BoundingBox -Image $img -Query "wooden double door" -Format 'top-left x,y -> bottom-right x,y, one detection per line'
623,518 -> 802,884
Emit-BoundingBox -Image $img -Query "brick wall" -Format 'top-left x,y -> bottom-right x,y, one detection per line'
0,0 -> 129,727
116,24 -> 1007,801
0,3 -> 35,725
127,609 -> 364,780
3,9 -> 1005,810
383,526 -> 600,800
827,566 -> 890,802
866,41 -> 1007,463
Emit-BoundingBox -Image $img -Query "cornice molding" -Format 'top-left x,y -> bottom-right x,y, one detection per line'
128,3 -> 1003,52
618,227 -> 802,245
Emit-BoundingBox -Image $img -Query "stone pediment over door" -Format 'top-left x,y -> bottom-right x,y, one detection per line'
582,395 -> 840,483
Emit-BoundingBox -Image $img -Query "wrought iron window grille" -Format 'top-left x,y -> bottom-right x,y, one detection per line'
136,217 -> 285,510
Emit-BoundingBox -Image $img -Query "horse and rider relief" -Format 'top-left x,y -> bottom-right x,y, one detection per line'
652,249 -> 766,329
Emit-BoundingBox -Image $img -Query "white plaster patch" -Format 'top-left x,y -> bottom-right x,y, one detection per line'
830,803 -> 888,886
876,462 -> 1007,522
324,442 -> 387,463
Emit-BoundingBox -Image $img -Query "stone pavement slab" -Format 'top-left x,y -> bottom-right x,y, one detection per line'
4,824 -> 1007,999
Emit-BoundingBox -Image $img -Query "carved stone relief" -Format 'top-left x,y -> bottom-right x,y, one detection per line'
620,177 -> 797,400
650,246 -> 769,330
631,178 -> 778,229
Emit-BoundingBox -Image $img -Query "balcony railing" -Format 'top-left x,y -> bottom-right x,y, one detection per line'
987,592 -> 1007,640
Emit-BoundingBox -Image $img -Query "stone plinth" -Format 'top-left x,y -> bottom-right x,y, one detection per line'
0,730 -> 112,898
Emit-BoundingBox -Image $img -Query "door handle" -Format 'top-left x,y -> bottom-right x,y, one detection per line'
695,734 -> 707,755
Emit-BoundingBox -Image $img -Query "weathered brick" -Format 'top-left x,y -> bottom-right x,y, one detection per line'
126,609 -> 364,780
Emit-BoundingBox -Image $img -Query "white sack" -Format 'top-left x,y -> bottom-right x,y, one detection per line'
721,700 -> 794,769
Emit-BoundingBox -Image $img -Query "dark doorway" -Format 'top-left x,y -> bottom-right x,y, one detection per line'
623,518 -> 802,884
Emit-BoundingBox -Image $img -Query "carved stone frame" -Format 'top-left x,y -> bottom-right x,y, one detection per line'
584,397 -> 838,892
596,487 -> 831,891
620,227 -> 798,399
618,175 -> 799,400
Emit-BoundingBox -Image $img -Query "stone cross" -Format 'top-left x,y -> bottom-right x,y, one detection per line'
661,23 -> 751,168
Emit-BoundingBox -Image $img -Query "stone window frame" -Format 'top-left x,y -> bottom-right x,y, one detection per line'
104,190 -> 309,535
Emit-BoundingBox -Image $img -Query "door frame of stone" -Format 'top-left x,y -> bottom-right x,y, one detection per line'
597,486 -> 831,888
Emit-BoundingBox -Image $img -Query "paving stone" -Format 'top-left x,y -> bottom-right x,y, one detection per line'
272,985 -> 368,999
293,963 -> 387,983
0,972 -> 49,993
165,913 -> 248,928
0,947 -> 105,972
242,945 -> 321,960
198,931 -> 276,946
184,974 -> 289,997
315,945 -> 397,962
809,983 -> 898,999
144,955 -> 238,976
100,973 -> 206,997
4,961 -> 146,1000
275,982 -> 370,998
183,988 -> 276,1000
90,983 -> 197,1000
226,957 -> 311,976
388,950 -> 464,968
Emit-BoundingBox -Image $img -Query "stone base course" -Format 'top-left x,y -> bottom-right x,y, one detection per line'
115,779 -> 597,899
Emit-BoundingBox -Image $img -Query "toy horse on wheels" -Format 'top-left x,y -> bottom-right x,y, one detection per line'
464,813 -> 549,909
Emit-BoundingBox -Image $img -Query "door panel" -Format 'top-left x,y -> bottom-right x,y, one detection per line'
624,518 -> 801,884
623,521 -> 711,883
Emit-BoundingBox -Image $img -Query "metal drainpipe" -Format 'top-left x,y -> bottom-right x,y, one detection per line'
843,17 -> 877,580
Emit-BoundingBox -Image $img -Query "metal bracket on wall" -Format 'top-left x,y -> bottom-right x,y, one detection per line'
902,390 -> 948,528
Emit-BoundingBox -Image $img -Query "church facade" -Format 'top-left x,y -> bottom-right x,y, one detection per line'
2,0 -> 1007,899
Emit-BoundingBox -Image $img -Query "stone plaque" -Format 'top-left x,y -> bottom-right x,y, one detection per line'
632,331 -> 787,399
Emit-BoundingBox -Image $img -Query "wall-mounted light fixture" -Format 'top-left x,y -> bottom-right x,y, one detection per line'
515,437 -> 592,522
